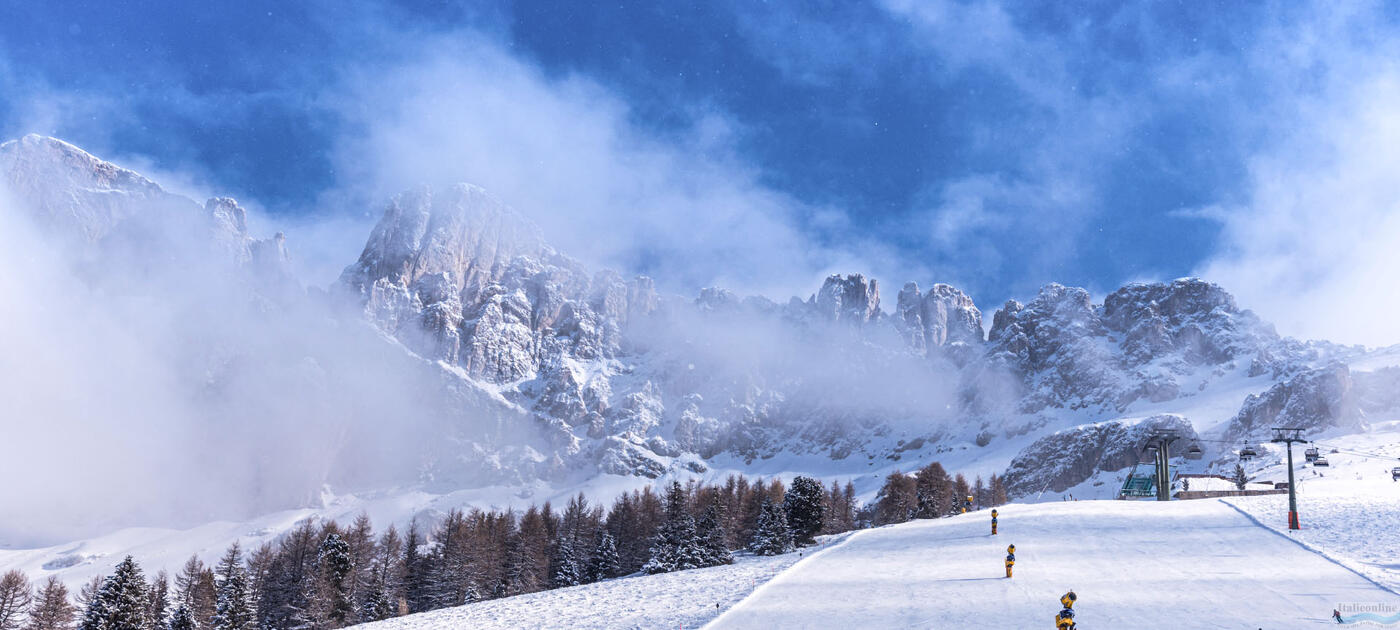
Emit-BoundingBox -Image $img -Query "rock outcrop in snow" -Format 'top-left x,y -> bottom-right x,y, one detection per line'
1001,414 -> 1199,497
1223,363 -> 1367,441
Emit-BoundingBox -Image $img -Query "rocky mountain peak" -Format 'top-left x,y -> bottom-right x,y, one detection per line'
895,281 -> 983,354
813,273 -> 880,323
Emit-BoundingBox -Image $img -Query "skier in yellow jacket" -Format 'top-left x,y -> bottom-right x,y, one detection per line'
1005,544 -> 1016,578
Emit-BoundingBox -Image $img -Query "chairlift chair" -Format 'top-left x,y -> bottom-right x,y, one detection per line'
1185,444 -> 1204,460
1304,446 -> 1320,463
1313,457 -> 1330,467
1391,467 -> 1400,481
1239,444 -> 1257,461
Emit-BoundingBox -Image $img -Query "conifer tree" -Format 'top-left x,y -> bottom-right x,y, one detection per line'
914,462 -> 952,519
783,476 -> 825,546
402,521 -> 431,614
989,473 -> 1009,506
316,533 -> 354,626
166,605 -> 195,630
585,531 -> 620,583
952,474 -> 972,513
695,502 -> 732,566
80,556 -> 149,630
748,499 -> 793,556
0,570 -> 30,630
875,471 -> 917,524
550,539 -> 583,588
146,570 -> 169,630
211,543 -> 255,630
24,576 -> 74,630
357,573 -> 395,624
642,483 -> 706,574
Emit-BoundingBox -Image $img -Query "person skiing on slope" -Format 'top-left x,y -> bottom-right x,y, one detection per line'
991,509 -> 999,535
1334,608 -> 1344,623
1005,544 -> 1016,578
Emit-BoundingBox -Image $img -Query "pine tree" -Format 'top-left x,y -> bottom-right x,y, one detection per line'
952,474 -> 972,514
146,570 -> 169,630
316,533 -> 354,626
357,573 -> 395,624
585,531 -> 620,583
989,473 -> 1009,506
24,576 -> 74,630
1233,464 -> 1249,491
748,499 -> 793,556
914,462 -> 952,519
402,521 -> 431,614
550,539 -> 583,588
80,556 -> 149,630
642,483 -> 706,574
210,543 -> 255,630
0,570 -> 31,630
695,502 -> 733,566
783,476 -> 825,546
876,471 -> 917,524
344,513 -> 376,616
167,605 -> 196,630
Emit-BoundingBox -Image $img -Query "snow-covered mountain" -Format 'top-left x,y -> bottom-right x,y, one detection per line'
3,135 -> 1397,540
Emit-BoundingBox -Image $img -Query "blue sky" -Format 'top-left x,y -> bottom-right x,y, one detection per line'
2,1 -> 1399,343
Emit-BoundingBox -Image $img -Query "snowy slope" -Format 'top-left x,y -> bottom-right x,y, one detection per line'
358,535 -> 853,630
708,500 -> 1398,629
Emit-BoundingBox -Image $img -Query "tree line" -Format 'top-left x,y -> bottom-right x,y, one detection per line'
0,463 -> 998,630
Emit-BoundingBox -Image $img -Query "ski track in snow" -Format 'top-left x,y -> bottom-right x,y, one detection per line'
706,500 -> 1399,629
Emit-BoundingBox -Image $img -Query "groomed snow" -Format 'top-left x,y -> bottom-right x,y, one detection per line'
707,499 -> 1399,629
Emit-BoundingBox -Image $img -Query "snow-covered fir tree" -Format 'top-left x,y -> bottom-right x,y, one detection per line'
586,531 -> 620,583
80,556 -> 149,630
696,502 -> 733,566
749,498 -> 793,556
145,570 -> 168,630
358,573 -> 395,624
783,476 -> 825,546
317,533 -> 354,627
211,543 -> 256,630
166,605 -> 195,630
642,482 -> 708,574
550,538 -> 584,588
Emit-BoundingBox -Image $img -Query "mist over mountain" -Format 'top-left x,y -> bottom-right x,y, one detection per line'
1,135 -> 1392,546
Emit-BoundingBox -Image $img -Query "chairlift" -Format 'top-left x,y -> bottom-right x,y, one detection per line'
1185,444 -> 1204,460
1313,457 -> 1330,467
1391,467 -> 1400,481
1239,444 -> 1258,461
1304,446 -> 1320,463
1140,444 -> 1159,464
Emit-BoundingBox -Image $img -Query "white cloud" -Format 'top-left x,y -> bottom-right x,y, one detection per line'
323,30 -> 913,298
1191,6 -> 1400,347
